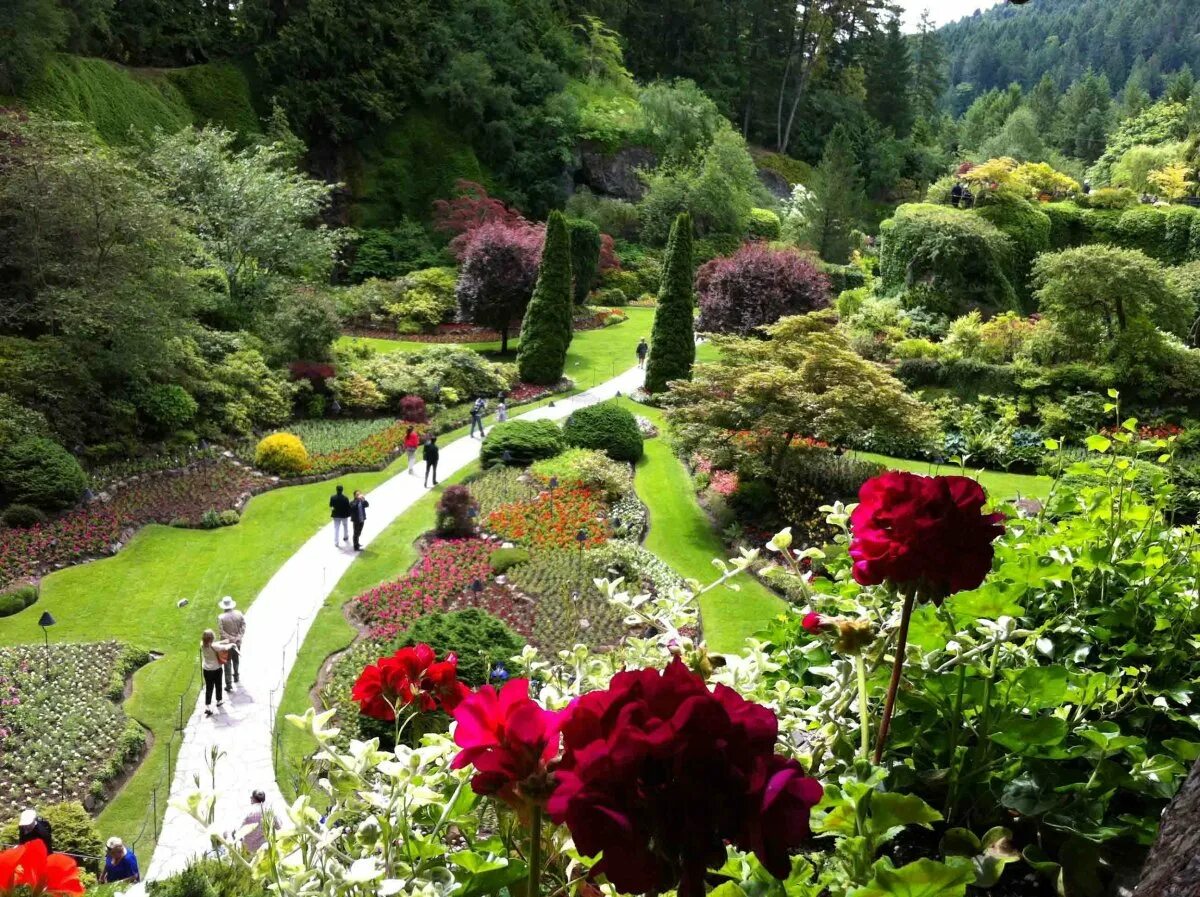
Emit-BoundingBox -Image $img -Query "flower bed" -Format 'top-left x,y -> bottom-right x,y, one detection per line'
0,460 -> 259,588
0,642 -> 148,818
486,487 -> 611,549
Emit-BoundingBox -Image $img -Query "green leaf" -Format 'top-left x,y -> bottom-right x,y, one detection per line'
449,851 -> 528,897
1004,666 -> 1069,710
709,882 -> 750,897
849,858 -> 973,897
1107,388 -> 1119,399
990,715 -> 1068,753
868,792 -> 943,841
1084,434 -> 1112,453
1163,738 -> 1200,762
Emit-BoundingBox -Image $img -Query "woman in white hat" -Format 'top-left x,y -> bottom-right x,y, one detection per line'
217,596 -> 246,692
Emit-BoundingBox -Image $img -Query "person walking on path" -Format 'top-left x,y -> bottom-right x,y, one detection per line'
239,790 -> 268,854
350,490 -> 370,551
100,837 -> 139,884
16,810 -> 52,852
403,426 -> 421,475
329,485 -> 351,546
636,337 -> 649,369
423,435 -> 440,488
469,397 -> 487,439
217,596 -> 245,692
496,399 -> 509,423
200,629 -> 235,716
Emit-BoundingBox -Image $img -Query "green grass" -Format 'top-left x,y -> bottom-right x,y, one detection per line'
849,451 -> 1053,500
339,307 -> 655,392
273,465 -> 478,797
619,401 -> 784,653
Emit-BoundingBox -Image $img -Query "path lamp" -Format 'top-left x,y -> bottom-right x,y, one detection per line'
548,477 -> 558,521
502,450 -> 513,465
38,611 -> 56,649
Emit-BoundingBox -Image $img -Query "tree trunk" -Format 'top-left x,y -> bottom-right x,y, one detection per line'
1135,757 -> 1200,897
501,324 -> 509,355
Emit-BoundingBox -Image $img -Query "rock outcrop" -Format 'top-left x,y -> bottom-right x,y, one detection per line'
576,141 -> 657,201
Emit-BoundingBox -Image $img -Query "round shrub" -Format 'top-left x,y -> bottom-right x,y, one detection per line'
696,243 -> 831,334
397,609 -> 525,686
255,432 -> 310,475
480,420 -> 565,467
531,448 -> 633,501
0,594 -> 25,617
138,384 -> 199,432
746,207 -> 782,241
218,509 -> 240,526
1,503 -> 47,528
490,546 -> 531,574
0,437 -> 87,511
399,394 -> 428,423
436,485 -> 479,537
0,583 -> 39,615
562,400 -> 643,462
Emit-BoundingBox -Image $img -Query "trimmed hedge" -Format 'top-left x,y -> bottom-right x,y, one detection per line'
562,401 -> 644,462
973,195 -> 1050,306
480,420 -> 565,467
1,503 -> 47,528
489,546 -> 531,574
0,802 -> 103,874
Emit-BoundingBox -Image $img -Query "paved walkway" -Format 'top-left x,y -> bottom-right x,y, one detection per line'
140,366 -> 646,885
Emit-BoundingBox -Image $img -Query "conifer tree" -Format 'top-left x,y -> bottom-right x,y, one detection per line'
567,218 -> 601,305
644,212 -> 695,394
866,14 -> 914,136
805,125 -> 866,264
517,211 -> 573,385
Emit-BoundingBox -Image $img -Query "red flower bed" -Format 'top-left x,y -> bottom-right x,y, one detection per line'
506,383 -> 552,403
352,539 -> 499,641
1101,422 -> 1184,441
305,421 -> 422,476
486,487 -> 610,549
0,460 -> 259,588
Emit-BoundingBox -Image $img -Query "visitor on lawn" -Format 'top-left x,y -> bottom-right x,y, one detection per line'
470,396 -> 487,438
350,489 -> 370,551
217,596 -> 245,691
496,399 -> 509,422
101,837 -> 139,884
403,426 -> 421,475
329,484 -> 352,547
424,435 -> 440,488
636,337 -> 649,369
240,790 -> 268,854
16,810 -> 52,852
200,629 -> 235,716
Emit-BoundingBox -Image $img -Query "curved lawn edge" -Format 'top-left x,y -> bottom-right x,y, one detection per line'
848,450 -> 1053,500
618,400 -> 785,654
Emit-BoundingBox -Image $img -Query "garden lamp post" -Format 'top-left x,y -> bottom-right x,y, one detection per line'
502,450 -> 512,465
468,506 -> 478,535
573,528 -> 588,631
549,476 -> 558,523
38,611 -> 56,649
471,579 -> 484,603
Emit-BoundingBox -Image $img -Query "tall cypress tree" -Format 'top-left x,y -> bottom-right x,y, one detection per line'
644,212 -> 695,394
567,218 -> 601,306
517,211 -> 573,385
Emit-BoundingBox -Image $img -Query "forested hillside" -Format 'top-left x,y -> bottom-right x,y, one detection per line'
941,0 -> 1200,113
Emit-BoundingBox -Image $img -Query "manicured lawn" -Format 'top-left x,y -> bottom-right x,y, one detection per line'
273,464 -> 478,797
337,307 -> 655,393
850,451 -> 1053,500
618,401 -> 785,653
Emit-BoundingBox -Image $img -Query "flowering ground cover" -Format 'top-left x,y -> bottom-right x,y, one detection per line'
0,460 -> 260,588
486,486 -> 611,549
0,642 -> 147,819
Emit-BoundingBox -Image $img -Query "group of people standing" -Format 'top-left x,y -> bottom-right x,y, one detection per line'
200,595 -> 246,717
15,810 -> 139,884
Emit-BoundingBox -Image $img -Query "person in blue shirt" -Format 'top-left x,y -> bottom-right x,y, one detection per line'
101,837 -> 139,884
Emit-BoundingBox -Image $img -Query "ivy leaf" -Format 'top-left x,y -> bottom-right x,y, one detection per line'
448,851 -> 528,897
848,858 -> 973,897
868,792 -> 943,842
991,715 -> 1068,753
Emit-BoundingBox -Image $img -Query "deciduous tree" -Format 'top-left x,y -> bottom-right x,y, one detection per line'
455,220 -> 544,353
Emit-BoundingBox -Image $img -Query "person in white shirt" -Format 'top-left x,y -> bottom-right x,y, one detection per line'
200,629 -> 235,716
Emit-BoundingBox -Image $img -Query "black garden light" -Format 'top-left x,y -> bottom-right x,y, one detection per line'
38,611 -> 56,649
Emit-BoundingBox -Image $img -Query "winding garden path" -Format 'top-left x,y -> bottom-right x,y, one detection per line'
140,365 -> 647,885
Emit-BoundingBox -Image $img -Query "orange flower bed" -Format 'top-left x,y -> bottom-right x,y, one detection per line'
486,486 -> 611,549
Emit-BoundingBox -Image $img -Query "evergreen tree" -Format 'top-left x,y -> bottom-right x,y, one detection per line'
805,125 -> 866,265
866,14 -> 913,136
566,218 -> 601,306
912,10 -> 947,121
1027,73 -> 1061,137
1121,59 -> 1152,118
517,211 -> 573,385
1165,66 -> 1196,104
1059,70 -> 1113,161
644,212 -> 695,395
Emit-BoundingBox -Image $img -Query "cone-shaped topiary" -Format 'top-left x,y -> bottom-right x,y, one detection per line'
567,218 -> 601,305
517,211 -> 574,385
644,212 -> 695,393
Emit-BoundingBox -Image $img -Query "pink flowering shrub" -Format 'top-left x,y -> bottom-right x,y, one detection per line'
696,244 -> 831,335
710,469 -> 740,496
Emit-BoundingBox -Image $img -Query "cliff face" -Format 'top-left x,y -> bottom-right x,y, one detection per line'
573,140 -> 658,202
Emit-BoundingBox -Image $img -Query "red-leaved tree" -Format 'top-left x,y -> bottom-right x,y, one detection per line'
695,244 -> 831,335
599,233 -> 620,273
434,180 -> 528,258
455,219 -> 545,352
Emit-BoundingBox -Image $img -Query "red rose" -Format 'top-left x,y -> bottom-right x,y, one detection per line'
548,659 -> 821,897
451,678 -> 562,810
351,644 -> 469,721
849,472 -> 1005,600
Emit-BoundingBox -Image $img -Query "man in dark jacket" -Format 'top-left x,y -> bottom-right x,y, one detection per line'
424,436 -> 440,488
17,809 -> 52,852
349,490 -> 370,551
329,485 -> 351,547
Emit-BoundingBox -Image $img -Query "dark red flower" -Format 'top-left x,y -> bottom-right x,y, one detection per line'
548,659 -> 821,897
848,472 -> 1005,600
351,644 -> 469,720
451,678 -> 562,810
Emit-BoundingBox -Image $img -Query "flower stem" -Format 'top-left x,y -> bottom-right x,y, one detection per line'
873,585 -> 917,764
528,804 -> 543,897
855,653 -> 870,760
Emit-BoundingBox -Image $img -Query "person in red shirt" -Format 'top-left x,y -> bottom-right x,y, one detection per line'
403,426 -> 421,475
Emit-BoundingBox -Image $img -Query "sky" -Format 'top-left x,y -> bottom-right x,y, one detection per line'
898,0 -> 1003,31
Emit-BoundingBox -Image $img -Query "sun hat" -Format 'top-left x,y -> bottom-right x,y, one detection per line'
106,837 -> 124,850
18,810 -> 35,826
218,596 -> 236,610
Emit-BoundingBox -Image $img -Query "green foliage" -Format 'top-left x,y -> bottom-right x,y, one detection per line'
1089,100 -> 1190,186
517,212 -> 574,385
0,802 -> 102,872
138,384 -> 199,433
0,437 -> 87,510
398,609 -> 525,686
338,269 -> 457,334
1116,206 -> 1170,261
753,151 -> 812,187
973,194 -> 1050,306
479,420 -> 565,467
163,63 -> 262,135
531,448 -> 632,500
879,204 -> 1017,316
0,582 -> 37,616
568,78 -> 647,149
351,345 -> 511,409
1074,187 -> 1138,210
146,857 -> 263,897
644,212 -> 695,393
1,504 -> 47,528
562,401 -> 644,463
489,546 -> 530,575
746,208 -> 782,241
638,78 -> 726,163
567,218 -> 602,305
805,125 -> 867,264
0,0 -> 66,95
565,188 -> 640,240
348,223 -> 449,281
